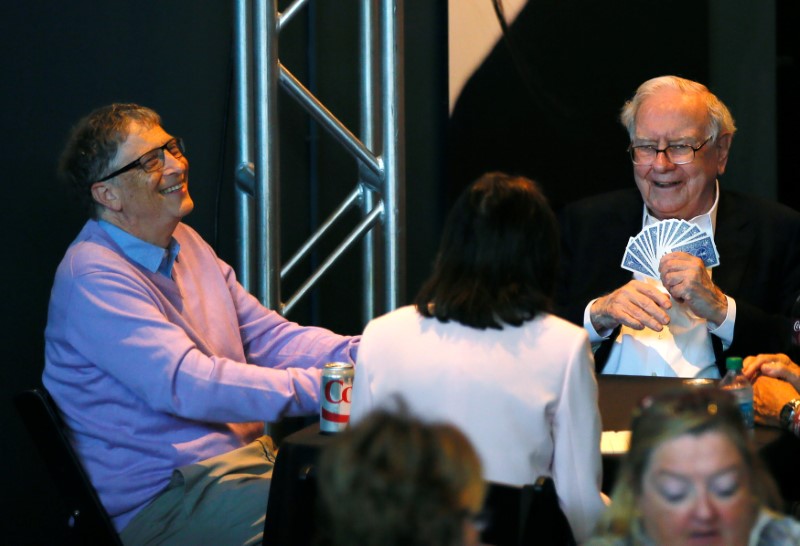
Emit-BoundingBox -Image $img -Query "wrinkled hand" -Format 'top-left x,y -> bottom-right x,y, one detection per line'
658,252 -> 728,326
590,280 -> 672,333
743,353 -> 800,392
752,375 -> 800,427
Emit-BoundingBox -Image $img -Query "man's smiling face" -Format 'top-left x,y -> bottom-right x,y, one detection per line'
93,121 -> 193,246
632,88 -> 731,220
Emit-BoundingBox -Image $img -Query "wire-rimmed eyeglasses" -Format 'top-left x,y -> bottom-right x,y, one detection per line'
628,137 -> 712,166
97,137 -> 185,182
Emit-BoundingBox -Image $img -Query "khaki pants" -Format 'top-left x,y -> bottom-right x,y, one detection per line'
120,436 -> 276,546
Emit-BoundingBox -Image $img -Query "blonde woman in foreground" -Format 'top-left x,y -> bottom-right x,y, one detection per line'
587,387 -> 800,545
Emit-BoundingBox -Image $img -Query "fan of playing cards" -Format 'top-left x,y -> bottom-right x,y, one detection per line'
621,219 -> 720,280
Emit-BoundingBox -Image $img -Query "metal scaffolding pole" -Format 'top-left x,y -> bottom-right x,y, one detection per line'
233,0 -> 405,322
233,0 -> 253,292
380,0 -> 405,312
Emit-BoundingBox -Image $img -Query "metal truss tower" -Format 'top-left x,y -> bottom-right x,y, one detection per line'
233,0 -> 405,324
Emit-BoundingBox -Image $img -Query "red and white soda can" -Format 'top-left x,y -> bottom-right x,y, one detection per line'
320,362 -> 354,434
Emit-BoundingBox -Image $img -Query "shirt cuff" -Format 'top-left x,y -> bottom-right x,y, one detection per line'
708,295 -> 735,350
584,299 -> 613,343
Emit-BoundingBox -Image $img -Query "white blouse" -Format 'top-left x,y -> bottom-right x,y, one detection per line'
351,306 -> 605,542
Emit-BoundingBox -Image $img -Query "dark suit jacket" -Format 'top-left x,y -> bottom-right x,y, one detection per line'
556,188 -> 800,374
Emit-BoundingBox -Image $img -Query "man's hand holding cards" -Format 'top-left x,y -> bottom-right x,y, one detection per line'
621,219 -> 719,280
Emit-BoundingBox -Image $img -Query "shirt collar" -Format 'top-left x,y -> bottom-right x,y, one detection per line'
98,220 -> 180,277
642,179 -> 719,234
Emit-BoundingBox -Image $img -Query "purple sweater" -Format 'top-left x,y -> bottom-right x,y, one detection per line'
43,220 -> 359,530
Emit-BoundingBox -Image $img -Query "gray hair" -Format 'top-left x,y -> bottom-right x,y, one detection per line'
619,75 -> 736,142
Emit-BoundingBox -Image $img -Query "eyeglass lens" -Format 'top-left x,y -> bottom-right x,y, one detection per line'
631,145 -> 695,165
140,139 -> 185,173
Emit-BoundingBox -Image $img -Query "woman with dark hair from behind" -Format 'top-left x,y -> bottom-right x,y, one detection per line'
316,406 -> 486,546
350,172 -> 605,542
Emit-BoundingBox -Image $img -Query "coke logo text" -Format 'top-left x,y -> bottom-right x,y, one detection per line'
325,379 -> 352,404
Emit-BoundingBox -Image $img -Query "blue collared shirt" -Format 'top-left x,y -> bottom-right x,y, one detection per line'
98,220 -> 180,278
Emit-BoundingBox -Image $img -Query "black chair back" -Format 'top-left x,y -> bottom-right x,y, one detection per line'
480,477 -> 576,546
14,388 -> 122,545
265,462 -> 319,546
263,424 -> 324,546
264,423 -> 576,546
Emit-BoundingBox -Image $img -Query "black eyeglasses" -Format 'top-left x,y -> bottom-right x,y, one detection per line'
97,137 -> 185,182
628,136 -> 712,166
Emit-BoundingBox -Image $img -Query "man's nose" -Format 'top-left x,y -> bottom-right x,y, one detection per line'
163,149 -> 186,174
652,149 -> 676,170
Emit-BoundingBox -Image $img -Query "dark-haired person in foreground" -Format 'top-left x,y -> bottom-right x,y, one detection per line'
350,172 -> 605,542
43,103 -> 358,544
317,406 -> 486,546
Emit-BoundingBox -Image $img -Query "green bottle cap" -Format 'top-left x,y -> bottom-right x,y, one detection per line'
726,356 -> 743,372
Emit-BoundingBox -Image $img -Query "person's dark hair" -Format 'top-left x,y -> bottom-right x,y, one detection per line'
58,103 -> 161,219
414,172 -> 558,329
317,406 -> 484,546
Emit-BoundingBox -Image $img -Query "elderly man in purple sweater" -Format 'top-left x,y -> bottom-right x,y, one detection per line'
43,104 -> 359,545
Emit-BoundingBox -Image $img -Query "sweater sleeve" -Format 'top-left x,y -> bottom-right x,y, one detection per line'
62,264 -> 331,423
224,266 -> 360,371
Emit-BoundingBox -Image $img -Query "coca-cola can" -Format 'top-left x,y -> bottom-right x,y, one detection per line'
320,362 -> 354,434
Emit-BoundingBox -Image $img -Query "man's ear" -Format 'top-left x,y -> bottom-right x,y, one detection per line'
91,181 -> 123,212
715,132 -> 733,176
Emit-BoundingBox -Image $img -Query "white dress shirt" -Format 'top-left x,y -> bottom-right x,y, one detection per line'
583,181 -> 736,378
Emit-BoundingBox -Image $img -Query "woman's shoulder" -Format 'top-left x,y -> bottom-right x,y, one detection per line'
363,305 -> 420,332
535,312 -> 590,339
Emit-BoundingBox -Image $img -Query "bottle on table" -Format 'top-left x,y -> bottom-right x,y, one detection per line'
719,356 -> 754,430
